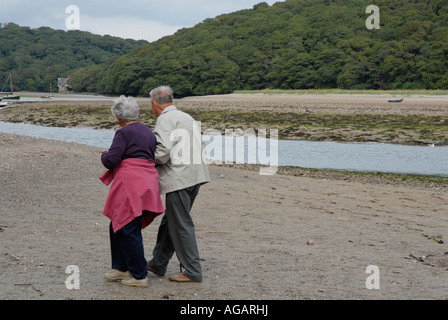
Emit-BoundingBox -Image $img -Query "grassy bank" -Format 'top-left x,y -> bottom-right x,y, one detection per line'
234,89 -> 448,96
1,99 -> 447,145
0,101 -> 157,129
187,109 -> 448,145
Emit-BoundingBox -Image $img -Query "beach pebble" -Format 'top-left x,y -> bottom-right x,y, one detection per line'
307,240 -> 314,246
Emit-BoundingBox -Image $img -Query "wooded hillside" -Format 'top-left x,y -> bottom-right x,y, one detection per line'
3,0 -> 447,96
0,23 -> 147,92
71,0 -> 447,96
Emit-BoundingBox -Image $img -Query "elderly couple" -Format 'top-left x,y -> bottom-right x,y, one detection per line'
100,86 -> 210,288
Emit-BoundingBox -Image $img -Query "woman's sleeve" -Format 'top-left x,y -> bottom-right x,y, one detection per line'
101,130 -> 126,170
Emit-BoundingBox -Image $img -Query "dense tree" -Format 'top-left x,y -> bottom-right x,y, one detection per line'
73,0 -> 445,96
0,23 -> 146,92
3,0 -> 447,96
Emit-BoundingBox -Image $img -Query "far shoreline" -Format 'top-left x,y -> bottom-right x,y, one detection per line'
1,91 -> 447,187
15,88 -> 448,98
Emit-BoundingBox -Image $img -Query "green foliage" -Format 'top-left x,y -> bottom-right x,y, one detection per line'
71,0 -> 448,95
0,23 -> 146,92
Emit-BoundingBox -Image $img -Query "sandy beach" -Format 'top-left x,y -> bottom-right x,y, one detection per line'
0,93 -> 447,301
179,92 -> 448,116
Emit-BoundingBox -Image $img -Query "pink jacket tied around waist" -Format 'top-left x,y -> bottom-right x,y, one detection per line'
100,158 -> 164,233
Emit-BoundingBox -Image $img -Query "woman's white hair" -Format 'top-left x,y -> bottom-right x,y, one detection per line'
111,95 -> 140,122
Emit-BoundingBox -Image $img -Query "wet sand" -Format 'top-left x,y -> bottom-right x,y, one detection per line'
0,93 -> 447,301
179,93 -> 448,116
0,132 -> 447,300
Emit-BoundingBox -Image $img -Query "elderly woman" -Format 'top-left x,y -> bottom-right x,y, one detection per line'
100,96 -> 164,288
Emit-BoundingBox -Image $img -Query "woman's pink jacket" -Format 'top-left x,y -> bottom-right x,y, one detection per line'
100,158 -> 164,233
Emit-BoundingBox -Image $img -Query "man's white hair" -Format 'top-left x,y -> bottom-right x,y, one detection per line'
150,86 -> 174,105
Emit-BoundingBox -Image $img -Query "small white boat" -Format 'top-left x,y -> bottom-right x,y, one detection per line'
388,98 -> 404,103
0,101 -> 7,107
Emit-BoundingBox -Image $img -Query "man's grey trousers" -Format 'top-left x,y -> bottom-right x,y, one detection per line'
149,184 -> 202,281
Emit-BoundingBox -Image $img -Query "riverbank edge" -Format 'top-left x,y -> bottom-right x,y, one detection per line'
1,127 -> 447,191
1,92 -> 447,189
1,92 -> 448,146
215,163 -> 448,191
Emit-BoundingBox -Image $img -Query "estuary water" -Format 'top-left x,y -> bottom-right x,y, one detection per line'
0,121 -> 447,177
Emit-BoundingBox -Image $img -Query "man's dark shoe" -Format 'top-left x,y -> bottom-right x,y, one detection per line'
147,263 -> 165,277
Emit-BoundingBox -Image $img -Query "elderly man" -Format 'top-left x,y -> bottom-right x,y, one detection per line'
147,86 -> 210,282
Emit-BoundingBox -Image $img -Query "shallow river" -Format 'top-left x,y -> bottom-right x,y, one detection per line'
0,121 -> 447,177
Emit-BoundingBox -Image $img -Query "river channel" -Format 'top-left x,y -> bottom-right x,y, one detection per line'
0,121 -> 446,177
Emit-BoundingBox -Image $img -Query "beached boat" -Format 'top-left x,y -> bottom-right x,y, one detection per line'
2,94 -> 20,100
388,98 -> 404,103
41,83 -> 55,99
1,73 -> 20,100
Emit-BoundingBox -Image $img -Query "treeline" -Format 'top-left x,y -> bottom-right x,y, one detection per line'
0,23 -> 147,92
70,0 -> 448,96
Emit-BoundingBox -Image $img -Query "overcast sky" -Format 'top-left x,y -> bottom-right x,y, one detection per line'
0,0 -> 282,42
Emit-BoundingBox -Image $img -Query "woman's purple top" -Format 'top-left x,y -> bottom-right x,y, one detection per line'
101,122 -> 156,170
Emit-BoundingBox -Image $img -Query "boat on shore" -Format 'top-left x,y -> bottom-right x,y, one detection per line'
1,73 -> 20,100
0,95 -> 7,107
388,98 -> 404,103
41,83 -> 55,99
2,94 -> 20,100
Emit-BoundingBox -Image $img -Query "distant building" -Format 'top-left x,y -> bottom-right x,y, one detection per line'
58,76 -> 71,93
